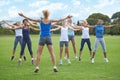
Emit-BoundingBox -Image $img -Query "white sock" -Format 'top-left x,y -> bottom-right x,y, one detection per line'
36,66 -> 39,69
19,58 -> 22,61
53,66 -> 57,69
32,58 -> 34,60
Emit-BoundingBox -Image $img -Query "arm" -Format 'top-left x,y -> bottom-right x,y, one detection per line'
4,21 -> 15,28
105,25 -> 115,28
50,25 -> 61,32
30,26 -> 40,32
88,25 -> 94,29
51,15 -> 72,23
68,26 -> 80,31
18,13 -> 40,22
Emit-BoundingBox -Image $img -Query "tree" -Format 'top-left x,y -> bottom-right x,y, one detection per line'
111,11 -> 120,24
87,13 -> 110,25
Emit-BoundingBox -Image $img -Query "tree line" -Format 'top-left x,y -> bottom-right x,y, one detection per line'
0,11 -> 120,35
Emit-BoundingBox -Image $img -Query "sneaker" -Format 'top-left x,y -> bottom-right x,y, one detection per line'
23,56 -> 26,61
18,59 -> 22,65
34,67 -> 39,73
104,58 -> 109,63
32,58 -> 34,65
91,58 -> 94,63
68,60 -> 71,64
79,57 -> 81,61
53,67 -> 58,72
60,60 -> 62,65
64,56 -> 67,60
74,56 -> 78,59
11,56 -> 14,60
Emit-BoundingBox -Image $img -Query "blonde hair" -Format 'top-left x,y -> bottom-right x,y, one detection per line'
42,10 -> 50,19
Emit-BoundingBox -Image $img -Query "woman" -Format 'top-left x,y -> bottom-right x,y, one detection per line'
18,10 -> 72,72
18,19 -> 40,65
4,21 -> 26,61
75,20 -> 92,61
51,21 -> 78,65
91,19 -> 114,63
64,18 -> 77,59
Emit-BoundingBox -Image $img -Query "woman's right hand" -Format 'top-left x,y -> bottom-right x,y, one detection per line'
18,13 -> 24,17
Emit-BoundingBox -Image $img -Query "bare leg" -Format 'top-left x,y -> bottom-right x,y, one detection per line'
92,52 -> 95,58
65,47 -> 69,59
47,45 -> 58,72
103,52 -> 107,58
60,47 -> 63,60
36,46 -> 44,67
71,40 -> 77,57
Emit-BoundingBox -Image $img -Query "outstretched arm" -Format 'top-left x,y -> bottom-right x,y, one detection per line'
105,25 -> 115,28
68,26 -> 80,31
30,26 -> 40,32
18,13 -> 40,22
50,25 -> 61,32
51,15 -> 72,23
3,21 -> 15,28
4,21 -> 22,30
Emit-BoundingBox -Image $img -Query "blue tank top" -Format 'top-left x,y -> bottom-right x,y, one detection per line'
40,21 -> 51,37
22,28 -> 30,40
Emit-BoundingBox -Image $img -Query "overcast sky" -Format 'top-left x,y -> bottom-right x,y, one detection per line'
0,0 -> 120,22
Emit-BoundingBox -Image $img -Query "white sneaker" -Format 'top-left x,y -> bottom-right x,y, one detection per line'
104,58 -> 109,63
18,58 -> 22,65
91,58 -> 94,63
60,60 -> 62,65
74,56 -> 78,59
64,56 -> 67,60
34,66 -> 39,73
68,59 -> 71,64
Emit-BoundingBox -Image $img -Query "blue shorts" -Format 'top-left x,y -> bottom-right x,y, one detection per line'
39,37 -> 52,46
68,35 -> 74,41
60,41 -> 68,47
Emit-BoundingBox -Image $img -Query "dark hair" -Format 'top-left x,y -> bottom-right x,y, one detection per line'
22,19 -> 28,23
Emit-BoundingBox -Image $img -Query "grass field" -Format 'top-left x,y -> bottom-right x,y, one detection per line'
0,35 -> 120,80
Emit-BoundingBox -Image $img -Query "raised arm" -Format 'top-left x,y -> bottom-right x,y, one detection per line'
30,26 -> 40,32
18,13 -> 41,22
50,25 -> 61,32
68,26 -> 80,31
88,25 -> 94,29
4,21 -> 15,28
51,15 -> 72,23
105,25 -> 115,28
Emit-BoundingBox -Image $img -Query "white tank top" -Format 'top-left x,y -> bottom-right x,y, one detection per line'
81,27 -> 90,39
15,29 -> 23,37
60,27 -> 68,41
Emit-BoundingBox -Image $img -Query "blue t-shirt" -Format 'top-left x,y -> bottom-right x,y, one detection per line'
68,29 -> 74,36
40,21 -> 51,37
94,25 -> 105,37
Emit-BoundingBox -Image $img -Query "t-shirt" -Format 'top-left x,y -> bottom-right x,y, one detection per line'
81,27 -> 90,39
67,24 -> 74,36
60,27 -> 68,41
94,25 -> 105,37
40,21 -> 51,37
15,29 -> 22,37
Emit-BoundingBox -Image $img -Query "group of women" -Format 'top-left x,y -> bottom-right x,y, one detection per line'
4,9 -> 114,73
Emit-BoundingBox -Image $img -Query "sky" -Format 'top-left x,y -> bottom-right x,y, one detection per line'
0,0 -> 120,23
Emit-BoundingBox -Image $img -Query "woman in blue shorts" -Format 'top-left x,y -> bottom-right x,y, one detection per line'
18,10 -> 72,73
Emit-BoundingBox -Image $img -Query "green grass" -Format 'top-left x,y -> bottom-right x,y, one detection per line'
0,35 -> 120,80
